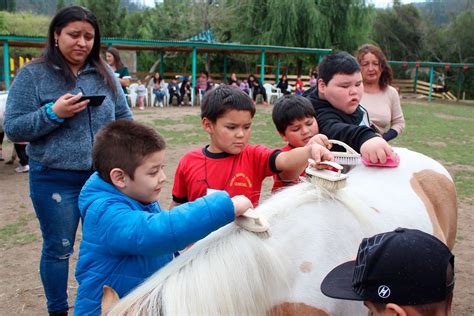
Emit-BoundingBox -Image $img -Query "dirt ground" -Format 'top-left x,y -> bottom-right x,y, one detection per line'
0,106 -> 472,315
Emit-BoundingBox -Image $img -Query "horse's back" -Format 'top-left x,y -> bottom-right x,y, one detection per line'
348,148 -> 457,247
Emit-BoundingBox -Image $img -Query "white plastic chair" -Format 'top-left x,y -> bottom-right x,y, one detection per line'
263,83 -> 282,104
127,83 -> 138,108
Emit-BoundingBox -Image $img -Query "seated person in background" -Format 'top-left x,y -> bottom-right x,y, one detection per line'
271,95 -> 330,193
321,228 -> 455,316
170,85 -> 333,208
247,74 -> 267,104
304,52 -> 394,164
151,72 -> 166,107
228,73 -> 239,86
168,77 -> 181,106
239,79 -> 250,95
179,77 -> 192,106
135,79 -> 146,110
74,120 -> 252,315
276,74 -> 290,95
196,71 -> 214,97
106,47 -> 131,97
294,75 -> 304,95
309,72 -> 317,88
356,44 -> 405,141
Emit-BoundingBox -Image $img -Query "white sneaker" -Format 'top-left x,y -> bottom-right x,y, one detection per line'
15,165 -> 29,173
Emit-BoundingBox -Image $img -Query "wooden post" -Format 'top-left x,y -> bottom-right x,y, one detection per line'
159,51 -> 164,78
428,66 -> 434,102
3,41 -> 10,90
276,55 -> 280,84
414,66 -> 419,93
191,47 -> 197,106
223,54 -> 228,83
456,69 -> 463,101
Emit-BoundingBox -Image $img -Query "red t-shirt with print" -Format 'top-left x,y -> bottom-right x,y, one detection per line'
172,144 -> 281,207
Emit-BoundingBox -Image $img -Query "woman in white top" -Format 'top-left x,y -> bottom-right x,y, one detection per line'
357,44 -> 405,141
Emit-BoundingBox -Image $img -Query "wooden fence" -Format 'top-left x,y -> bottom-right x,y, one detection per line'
392,79 -> 457,101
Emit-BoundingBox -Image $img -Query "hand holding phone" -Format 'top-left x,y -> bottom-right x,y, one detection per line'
78,95 -> 106,107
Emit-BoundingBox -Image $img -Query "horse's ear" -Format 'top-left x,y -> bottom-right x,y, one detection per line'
102,285 -> 120,314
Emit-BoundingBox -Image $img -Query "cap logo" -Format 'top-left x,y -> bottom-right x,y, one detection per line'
378,285 -> 391,298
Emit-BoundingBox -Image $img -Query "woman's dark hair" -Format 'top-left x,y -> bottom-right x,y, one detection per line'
153,72 -> 162,84
35,6 -> 116,95
356,44 -> 393,89
106,47 -> 124,70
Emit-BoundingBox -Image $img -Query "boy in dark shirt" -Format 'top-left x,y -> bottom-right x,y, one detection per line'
305,52 -> 394,164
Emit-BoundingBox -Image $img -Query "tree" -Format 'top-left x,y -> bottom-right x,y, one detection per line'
79,0 -> 127,37
0,0 -> 16,12
370,4 -> 424,60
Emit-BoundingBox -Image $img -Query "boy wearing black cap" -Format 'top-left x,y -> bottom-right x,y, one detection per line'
321,228 -> 455,316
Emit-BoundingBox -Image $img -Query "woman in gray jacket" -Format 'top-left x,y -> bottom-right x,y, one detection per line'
3,6 -> 132,315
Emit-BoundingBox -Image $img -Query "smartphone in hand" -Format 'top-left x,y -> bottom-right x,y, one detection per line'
78,95 -> 106,107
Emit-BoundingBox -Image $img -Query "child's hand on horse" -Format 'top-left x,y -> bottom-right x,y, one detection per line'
306,134 -> 332,149
231,195 -> 253,217
360,137 -> 395,163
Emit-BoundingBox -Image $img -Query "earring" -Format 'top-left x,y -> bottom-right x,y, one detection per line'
55,39 -> 58,47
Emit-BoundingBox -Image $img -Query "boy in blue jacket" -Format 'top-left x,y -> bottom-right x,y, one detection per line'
74,120 -> 252,315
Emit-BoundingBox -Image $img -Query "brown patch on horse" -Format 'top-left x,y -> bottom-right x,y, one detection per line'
300,261 -> 313,273
101,285 -> 119,315
269,302 -> 329,315
410,170 -> 457,249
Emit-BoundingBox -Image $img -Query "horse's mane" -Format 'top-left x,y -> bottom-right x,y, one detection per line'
108,182 -> 372,315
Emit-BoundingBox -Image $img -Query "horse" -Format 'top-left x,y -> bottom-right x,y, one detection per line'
104,148 -> 457,316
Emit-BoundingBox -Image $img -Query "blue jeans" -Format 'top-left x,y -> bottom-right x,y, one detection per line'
153,90 -> 165,102
29,160 -> 93,313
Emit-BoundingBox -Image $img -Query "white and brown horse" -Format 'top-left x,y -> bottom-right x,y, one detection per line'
104,148 -> 457,315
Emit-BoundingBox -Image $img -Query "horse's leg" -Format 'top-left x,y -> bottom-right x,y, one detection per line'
410,170 -> 458,249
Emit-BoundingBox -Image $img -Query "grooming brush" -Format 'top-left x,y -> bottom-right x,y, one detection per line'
235,208 -> 271,238
329,139 -> 361,166
362,152 -> 400,168
306,159 -> 348,191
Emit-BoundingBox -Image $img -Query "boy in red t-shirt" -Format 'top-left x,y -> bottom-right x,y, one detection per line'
271,95 -> 330,193
171,85 -> 334,208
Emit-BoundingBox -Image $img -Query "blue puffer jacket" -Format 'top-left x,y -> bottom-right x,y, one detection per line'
74,173 -> 235,315
3,61 -> 132,171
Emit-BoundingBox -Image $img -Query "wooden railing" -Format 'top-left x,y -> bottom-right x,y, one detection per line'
392,79 -> 457,101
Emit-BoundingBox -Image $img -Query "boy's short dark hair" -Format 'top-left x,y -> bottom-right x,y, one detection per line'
318,52 -> 360,84
93,120 -> 166,183
201,85 -> 255,122
272,95 -> 316,134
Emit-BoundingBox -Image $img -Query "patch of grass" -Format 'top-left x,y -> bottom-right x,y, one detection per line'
0,213 -> 36,248
453,170 -> 474,203
392,102 -> 474,165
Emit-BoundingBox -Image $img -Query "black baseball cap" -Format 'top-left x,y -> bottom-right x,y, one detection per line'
321,228 -> 455,305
